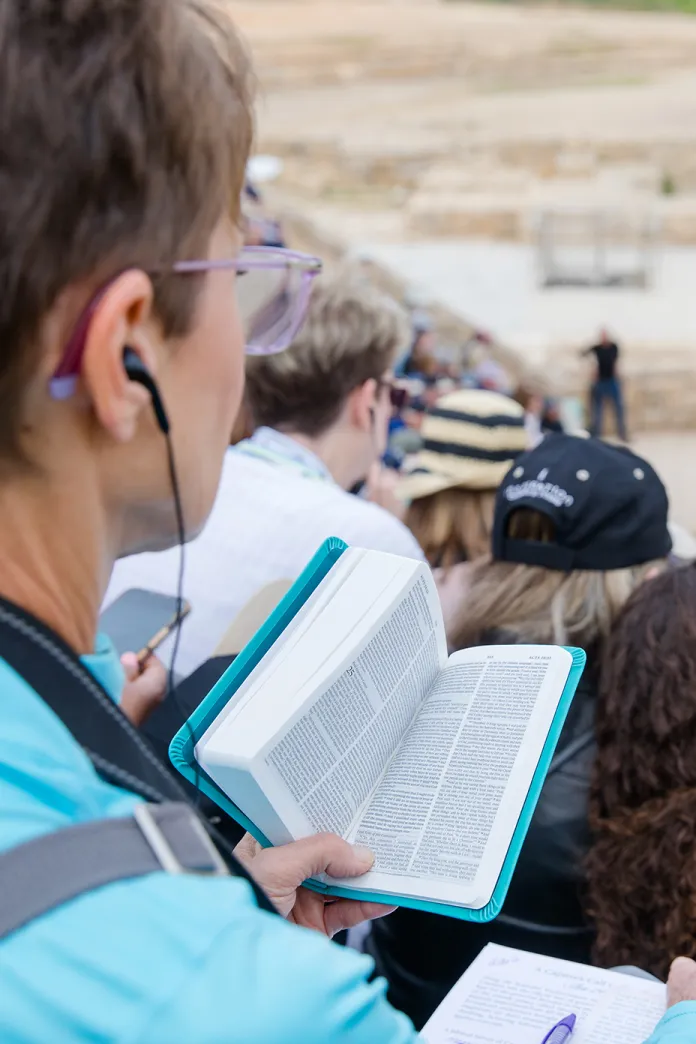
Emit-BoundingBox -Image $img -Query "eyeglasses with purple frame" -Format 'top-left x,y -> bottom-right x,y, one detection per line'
50,246 -> 322,400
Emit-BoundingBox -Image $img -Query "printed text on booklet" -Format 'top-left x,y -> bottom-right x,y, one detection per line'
422,944 -> 666,1044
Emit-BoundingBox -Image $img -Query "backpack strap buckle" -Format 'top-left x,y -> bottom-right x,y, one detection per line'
133,803 -> 229,877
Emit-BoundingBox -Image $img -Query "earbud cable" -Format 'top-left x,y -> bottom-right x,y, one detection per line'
163,430 -> 200,806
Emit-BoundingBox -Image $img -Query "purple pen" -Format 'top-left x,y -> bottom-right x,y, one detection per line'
541,1013 -> 576,1044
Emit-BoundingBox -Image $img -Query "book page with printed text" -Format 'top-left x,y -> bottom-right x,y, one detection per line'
199,550 -> 448,843
338,645 -> 572,907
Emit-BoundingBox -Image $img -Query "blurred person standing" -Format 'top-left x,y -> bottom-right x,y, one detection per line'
107,276 -> 424,676
367,434 -> 671,1029
582,327 -> 627,441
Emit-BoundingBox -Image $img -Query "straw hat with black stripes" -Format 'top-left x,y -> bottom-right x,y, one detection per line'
398,388 -> 528,501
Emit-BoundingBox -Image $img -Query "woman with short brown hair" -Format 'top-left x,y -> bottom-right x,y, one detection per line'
0,3 -> 415,1041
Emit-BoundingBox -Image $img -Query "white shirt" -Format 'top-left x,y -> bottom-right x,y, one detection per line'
105,428 -> 424,677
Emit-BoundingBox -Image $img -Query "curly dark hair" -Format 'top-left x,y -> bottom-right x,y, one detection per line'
587,565 -> 696,978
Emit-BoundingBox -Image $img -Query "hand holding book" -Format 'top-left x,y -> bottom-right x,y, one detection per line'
234,830 -> 394,936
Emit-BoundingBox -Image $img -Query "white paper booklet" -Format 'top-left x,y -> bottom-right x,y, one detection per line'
195,547 -> 577,912
422,943 -> 666,1044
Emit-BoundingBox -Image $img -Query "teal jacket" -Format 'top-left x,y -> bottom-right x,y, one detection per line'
646,1004 -> 696,1043
0,635 -> 693,1042
0,637 -> 417,1043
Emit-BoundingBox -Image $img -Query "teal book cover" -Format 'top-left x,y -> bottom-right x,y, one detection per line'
170,537 -> 586,922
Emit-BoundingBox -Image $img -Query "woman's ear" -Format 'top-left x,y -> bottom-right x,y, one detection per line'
81,271 -> 158,442
348,378 -> 378,434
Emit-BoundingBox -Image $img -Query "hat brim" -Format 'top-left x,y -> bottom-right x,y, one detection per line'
397,451 -> 515,501
396,471 -> 460,502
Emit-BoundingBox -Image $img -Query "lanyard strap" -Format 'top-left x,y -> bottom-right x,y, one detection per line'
0,596 -> 276,914
235,431 -> 331,483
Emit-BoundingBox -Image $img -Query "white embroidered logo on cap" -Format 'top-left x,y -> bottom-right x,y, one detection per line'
513,466 -> 524,478
576,469 -> 590,482
537,468 -> 549,481
504,479 -> 574,508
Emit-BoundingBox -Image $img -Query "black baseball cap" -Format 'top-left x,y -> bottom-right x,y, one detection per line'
492,434 -> 672,571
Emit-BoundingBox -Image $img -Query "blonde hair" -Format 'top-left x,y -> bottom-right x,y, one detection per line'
451,558 -> 661,651
405,488 -> 497,567
246,275 -> 409,437
450,508 -> 665,650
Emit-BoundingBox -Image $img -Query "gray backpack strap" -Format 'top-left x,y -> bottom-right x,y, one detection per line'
0,802 -> 229,942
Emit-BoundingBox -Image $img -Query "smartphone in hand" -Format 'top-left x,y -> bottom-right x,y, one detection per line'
99,588 -> 191,664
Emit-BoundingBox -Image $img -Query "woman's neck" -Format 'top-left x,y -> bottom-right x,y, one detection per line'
0,470 -> 109,654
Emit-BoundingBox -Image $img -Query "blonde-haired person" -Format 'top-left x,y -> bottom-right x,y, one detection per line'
400,388 -> 527,566
107,273 -> 424,676
367,434 -> 671,1030
398,388 -> 527,630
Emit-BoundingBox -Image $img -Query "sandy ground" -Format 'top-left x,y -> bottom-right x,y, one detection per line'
232,1 -> 696,152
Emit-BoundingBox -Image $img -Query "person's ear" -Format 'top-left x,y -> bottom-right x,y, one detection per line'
80,270 -> 159,442
348,378 -> 378,434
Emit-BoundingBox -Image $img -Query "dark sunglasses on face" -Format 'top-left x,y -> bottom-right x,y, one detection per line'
377,378 -> 409,411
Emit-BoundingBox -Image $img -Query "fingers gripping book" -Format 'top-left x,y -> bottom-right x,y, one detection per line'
170,538 -> 585,920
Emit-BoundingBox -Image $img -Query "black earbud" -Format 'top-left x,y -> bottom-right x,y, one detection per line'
123,346 -> 170,435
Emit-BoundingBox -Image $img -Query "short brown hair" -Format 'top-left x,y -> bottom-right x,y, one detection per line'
0,0 -> 253,459
245,275 -> 408,437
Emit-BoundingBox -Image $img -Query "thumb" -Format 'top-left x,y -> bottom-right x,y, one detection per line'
668,957 -> 696,1007
120,652 -> 140,683
272,833 -> 375,883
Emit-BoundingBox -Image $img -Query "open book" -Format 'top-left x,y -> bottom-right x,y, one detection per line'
171,538 -> 585,919
422,943 -> 666,1044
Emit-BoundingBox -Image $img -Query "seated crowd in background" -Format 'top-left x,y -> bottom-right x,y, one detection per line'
105,248 -> 696,1034
106,253 -> 696,1027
